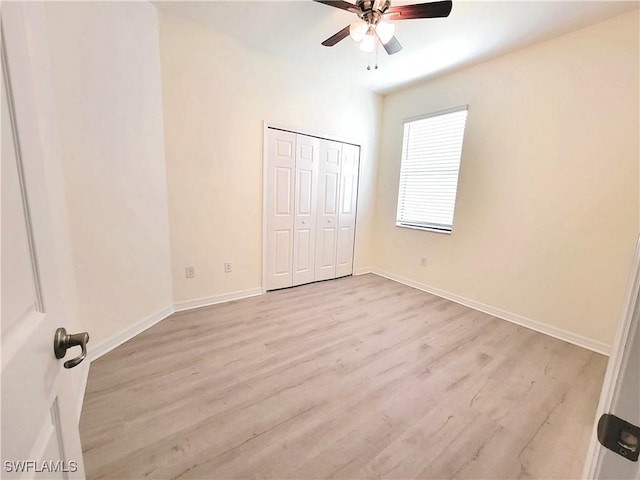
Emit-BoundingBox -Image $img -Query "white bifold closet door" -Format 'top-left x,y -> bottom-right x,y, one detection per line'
266,128 -> 359,291
336,143 -> 360,278
265,129 -> 296,290
292,134 -> 320,286
314,139 -> 342,281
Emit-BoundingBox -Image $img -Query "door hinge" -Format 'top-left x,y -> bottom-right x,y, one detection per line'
597,413 -> 639,462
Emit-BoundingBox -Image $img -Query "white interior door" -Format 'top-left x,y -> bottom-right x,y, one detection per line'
292,134 -> 320,286
584,236 -> 640,479
2,4 -> 85,478
266,128 -> 296,290
314,139 -> 341,282
336,143 -> 360,278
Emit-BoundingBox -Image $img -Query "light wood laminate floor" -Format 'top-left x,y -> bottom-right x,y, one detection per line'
80,274 -> 607,479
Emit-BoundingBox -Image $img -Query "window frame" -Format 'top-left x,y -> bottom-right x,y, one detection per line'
395,105 -> 469,235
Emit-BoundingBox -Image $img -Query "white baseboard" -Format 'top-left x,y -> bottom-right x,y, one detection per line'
353,267 -> 373,276
173,288 -> 263,312
75,361 -> 90,423
370,268 -> 611,356
88,305 -> 175,362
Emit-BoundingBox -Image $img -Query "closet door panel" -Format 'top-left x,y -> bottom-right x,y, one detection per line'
273,230 -> 292,276
336,226 -> 353,274
319,227 -> 337,265
336,144 -> 360,278
266,129 -> 296,290
314,139 -> 341,281
293,134 -> 320,286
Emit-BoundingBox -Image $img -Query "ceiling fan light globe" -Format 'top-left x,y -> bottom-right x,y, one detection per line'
349,19 -> 368,42
376,20 -> 395,44
360,33 -> 375,53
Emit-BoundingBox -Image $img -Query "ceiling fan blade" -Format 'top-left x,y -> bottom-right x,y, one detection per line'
313,0 -> 358,12
381,35 -> 402,55
321,25 -> 351,46
386,0 -> 452,20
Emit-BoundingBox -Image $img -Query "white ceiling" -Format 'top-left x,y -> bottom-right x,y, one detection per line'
153,0 -> 639,95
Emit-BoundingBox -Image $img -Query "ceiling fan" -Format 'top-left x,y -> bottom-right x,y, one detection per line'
313,0 -> 453,55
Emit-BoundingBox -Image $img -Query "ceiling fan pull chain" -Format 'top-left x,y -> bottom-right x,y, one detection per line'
375,40 -> 379,69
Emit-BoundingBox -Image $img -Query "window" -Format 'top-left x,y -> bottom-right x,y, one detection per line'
396,105 -> 468,234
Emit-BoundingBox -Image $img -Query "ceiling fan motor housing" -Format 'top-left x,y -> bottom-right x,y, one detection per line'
357,0 -> 392,22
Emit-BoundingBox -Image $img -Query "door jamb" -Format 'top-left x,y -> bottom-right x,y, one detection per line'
582,234 -> 640,477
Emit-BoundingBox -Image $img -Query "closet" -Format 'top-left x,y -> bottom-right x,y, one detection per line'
265,127 -> 360,291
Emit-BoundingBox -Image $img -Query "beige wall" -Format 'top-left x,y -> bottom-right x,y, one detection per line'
373,11 -> 639,347
158,12 -> 381,304
43,2 -> 174,347
31,3 -> 637,355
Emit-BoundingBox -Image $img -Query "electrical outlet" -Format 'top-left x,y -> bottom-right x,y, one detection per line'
224,262 -> 232,273
185,266 -> 195,278
420,257 -> 427,267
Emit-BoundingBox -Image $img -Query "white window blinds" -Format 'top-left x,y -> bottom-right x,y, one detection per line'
396,106 -> 468,233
